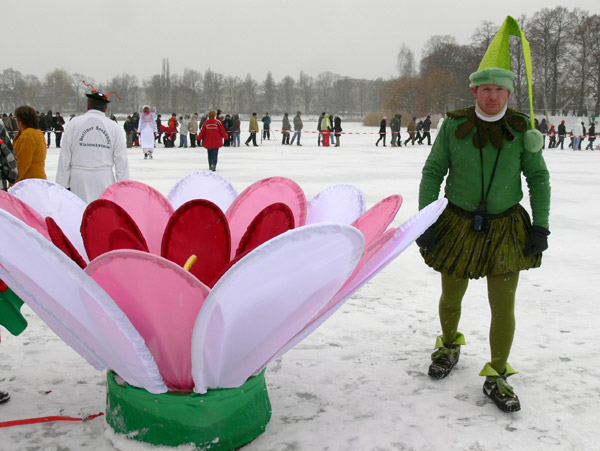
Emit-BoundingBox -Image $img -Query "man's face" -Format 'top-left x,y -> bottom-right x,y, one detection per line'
471,84 -> 511,116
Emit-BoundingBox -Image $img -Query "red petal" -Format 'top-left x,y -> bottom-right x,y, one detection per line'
45,217 -> 87,269
235,202 -> 295,257
161,200 -> 230,287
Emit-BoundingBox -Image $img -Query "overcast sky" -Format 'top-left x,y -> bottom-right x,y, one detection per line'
4,0 -> 598,84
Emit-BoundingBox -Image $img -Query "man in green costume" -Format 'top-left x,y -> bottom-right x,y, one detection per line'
416,16 -> 550,412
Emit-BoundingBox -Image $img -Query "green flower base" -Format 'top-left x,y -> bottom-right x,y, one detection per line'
105,370 -> 272,450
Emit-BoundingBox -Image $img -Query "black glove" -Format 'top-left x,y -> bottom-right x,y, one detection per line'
524,225 -> 550,257
416,225 -> 436,253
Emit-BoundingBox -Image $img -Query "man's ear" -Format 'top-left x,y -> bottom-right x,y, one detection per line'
470,87 -> 477,97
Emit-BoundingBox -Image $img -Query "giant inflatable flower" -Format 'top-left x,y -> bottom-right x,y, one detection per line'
0,172 -> 446,449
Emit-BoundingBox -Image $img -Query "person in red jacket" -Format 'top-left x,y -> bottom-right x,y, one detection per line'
197,110 -> 228,171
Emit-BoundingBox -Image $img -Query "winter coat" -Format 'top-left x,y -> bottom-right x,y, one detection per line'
0,123 -> 18,190
538,119 -> 548,134
282,115 -> 292,131
378,119 -> 386,133
53,115 -> 65,132
13,127 -> 47,183
168,116 -> 178,130
232,116 -> 241,133
56,109 -> 129,203
558,123 -> 567,136
188,116 -> 199,134
334,116 -> 342,134
320,115 -> 331,131
317,115 -> 323,130
261,115 -> 271,129
293,114 -> 303,131
572,122 -> 584,138
589,123 -> 596,138
222,118 -> 233,131
422,118 -> 432,131
407,119 -> 416,133
180,117 -> 191,134
249,116 -> 259,133
390,115 -> 401,132
39,115 -> 47,132
198,117 -> 228,149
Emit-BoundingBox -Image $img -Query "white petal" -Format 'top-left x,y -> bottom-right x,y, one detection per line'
306,184 -> 365,225
191,223 -> 364,393
0,210 -> 166,394
167,171 -> 238,212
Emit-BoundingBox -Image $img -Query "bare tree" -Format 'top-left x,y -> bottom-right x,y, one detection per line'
278,75 -> 296,113
223,76 -> 243,113
203,68 -> 224,110
297,71 -> 314,114
44,69 -> 76,112
396,44 -> 416,78
262,71 -> 276,113
471,20 -> 498,54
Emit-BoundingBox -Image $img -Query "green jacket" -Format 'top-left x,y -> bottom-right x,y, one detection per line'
390,115 -> 401,132
419,106 -> 550,228
249,116 -> 259,132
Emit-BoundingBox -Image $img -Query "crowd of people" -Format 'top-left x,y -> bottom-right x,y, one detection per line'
536,118 -> 597,150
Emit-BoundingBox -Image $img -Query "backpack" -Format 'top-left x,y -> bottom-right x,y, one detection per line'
0,126 -> 18,190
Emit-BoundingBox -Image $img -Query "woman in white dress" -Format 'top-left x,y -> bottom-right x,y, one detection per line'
138,105 -> 157,159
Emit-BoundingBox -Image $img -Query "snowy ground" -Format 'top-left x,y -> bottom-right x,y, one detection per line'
1,121 -> 599,450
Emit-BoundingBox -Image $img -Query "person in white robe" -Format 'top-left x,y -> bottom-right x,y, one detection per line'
56,90 -> 129,203
138,105 -> 158,159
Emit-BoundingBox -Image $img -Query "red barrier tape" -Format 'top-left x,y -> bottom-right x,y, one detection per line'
0,412 -> 104,428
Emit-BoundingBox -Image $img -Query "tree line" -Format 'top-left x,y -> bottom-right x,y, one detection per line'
384,7 -> 600,119
0,57 -> 383,118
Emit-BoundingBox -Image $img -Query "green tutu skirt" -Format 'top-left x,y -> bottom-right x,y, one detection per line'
421,202 -> 542,279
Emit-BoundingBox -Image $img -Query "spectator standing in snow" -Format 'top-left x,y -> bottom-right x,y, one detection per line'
261,113 -> 271,140
375,116 -> 387,146
231,114 -> 241,147
317,112 -> 324,146
44,110 -> 54,146
138,105 -> 158,159
572,121 -> 583,151
291,111 -> 303,146
222,114 -> 233,147
333,115 -> 342,147
53,112 -> 65,148
124,116 -> 135,148
419,115 -> 432,145
537,118 -> 549,149
585,122 -> 596,150
320,113 -> 332,147
198,109 -> 228,171
417,16 -> 550,413
547,125 -> 556,148
12,105 -> 47,184
281,113 -> 291,145
155,114 -> 163,144
245,112 -> 259,146
8,114 -> 17,140
56,90 -> 129,203
168,113 -> 179,144
404,117 -> 417,146
189,113 -> 199,148
179,114 -> 190,148
557,120 -> 567,149
390,113 -> 402,147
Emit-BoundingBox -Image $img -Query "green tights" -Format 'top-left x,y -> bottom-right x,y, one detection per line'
439,272 -> 519,374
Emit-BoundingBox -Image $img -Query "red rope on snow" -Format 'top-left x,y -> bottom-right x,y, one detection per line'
0,412 -> 104,428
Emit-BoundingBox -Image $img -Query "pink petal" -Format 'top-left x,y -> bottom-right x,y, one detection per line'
86,250 -> 210,390
101,181 -> 174,254
0,190 -> 50,240
226,177 -> 306,259
352,194 -> 402,248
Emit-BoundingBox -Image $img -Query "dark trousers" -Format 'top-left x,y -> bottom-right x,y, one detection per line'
557,135 -> 565,149
404,132 -> 415,145
419,131 -> 431,145
245,133 -> 258,146
47,131 -> 52,146
55,132 -> 62,148
207,148 -> 219,170
262,129 -> 270,140
376,133 -> 386,146
282,132 -> 290,144
190,133 -> 197,147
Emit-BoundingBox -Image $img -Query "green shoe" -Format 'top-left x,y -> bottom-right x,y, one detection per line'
428,332 -> 466,379
480,362 -> 521,413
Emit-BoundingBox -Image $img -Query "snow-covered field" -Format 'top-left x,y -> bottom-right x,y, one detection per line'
1,121 -> 598,450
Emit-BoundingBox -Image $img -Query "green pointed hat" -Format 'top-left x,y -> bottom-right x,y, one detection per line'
469,16 -> 535,124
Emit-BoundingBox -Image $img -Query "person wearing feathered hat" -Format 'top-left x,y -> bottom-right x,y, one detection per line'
56,86 -> 130,202
416,16 -> 550,412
